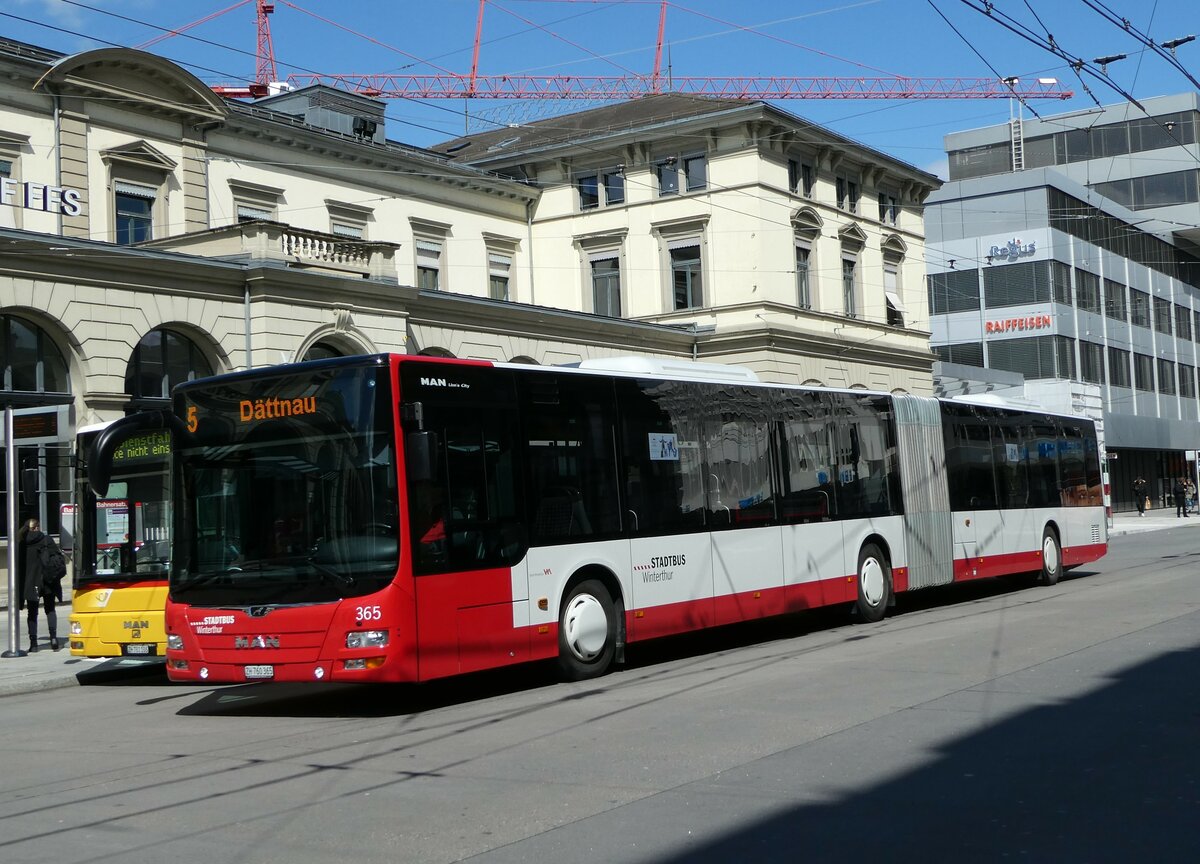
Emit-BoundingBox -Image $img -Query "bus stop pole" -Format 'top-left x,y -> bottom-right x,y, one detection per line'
4,407 -> 26,658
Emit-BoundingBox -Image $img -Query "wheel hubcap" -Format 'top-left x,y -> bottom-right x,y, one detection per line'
860,557 -> 885,606
563,593 -> 607,661
1043,536 -> 1059,573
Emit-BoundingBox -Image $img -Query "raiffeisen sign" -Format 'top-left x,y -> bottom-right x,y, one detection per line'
985,313 -> 1053,335
1,178 -> 83,216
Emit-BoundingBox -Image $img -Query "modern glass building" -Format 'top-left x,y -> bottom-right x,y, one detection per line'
928,95 -> 1200,512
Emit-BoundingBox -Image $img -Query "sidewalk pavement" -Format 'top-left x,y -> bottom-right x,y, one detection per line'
1,508 -> 1198,697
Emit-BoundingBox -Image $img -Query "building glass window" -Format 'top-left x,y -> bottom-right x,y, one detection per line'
1195,309 -> 1200,343
1050,261 -> 1072,305
933,342 -> 984,367
1104,279 -> 1127,321
1055,335 -> 1076,378
878,190 -> 899,225
670,245 -> 703,309
1108,346 -> 1131,388
590,255 -> 621,317
984,261 -> 1051,308
115,182 -> 155,245
1075,268 -> 1101,314
928,269 -> 980,313
301,341 -> 343,362
795,243 -> 811,309
488,252 -> 512,301
656,159 -> 680,196
836,176 -> 859,213
683,154 -> 707,191
1,315 -> 70,403
1180,365 -> 1196,399
1130,289 -> 1151,327
416,238 -> 443,290
578,174 -> 599,210
884,262 -> 905,327
1134,353 -> 1154,391
1079,340 -> 1105,384
124,327 -> 213,410
1175,305 -> 1193,340
604,171 -> 625,205
331,221 -> 365,240
1153,296 -> 1173,335
842,258 -> 857,318
236,203 -> 273,222
1158,358 -> 1177,395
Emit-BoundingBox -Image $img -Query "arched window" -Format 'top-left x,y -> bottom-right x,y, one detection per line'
301,341 -> 344,362
508,355 -> 539,365
124,328 -> 213,411
2,314 -> 71,539
1,314 -> 70,407
417,347 -> 456,358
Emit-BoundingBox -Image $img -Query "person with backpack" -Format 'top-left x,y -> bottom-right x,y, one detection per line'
16,517 -> 63,652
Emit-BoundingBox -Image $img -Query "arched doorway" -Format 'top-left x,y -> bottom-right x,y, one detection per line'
1,314 -> 72,537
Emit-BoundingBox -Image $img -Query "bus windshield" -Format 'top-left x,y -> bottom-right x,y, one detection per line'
171,361 -> 398,606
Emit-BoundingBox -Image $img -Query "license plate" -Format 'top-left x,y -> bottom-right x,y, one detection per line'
123,643 -> 155,656
244,665 -> 274,679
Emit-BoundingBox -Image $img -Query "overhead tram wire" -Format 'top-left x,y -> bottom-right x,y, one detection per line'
1081,0 -> 1200,91
926,0 -> 1044,120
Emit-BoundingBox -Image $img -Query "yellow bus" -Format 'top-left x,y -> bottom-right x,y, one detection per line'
68,421 -> 171,658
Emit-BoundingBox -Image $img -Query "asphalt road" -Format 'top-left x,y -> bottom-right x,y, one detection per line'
2,529 -> 1198,864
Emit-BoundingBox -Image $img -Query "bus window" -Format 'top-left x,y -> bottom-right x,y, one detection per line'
992,414 -> 1029,509
1024,420 -> 1060,508
704,385 -> 775,527
616,378 -> 707,535
521,373 -> 620,543
776,391 -> 836,523
943,404 -> 998,511
1058,422 -> 1087,506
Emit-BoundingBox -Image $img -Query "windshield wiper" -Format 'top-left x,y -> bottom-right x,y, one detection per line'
306,555 -> 355,592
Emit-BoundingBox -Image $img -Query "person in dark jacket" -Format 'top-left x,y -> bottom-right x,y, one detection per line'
16,517 -> 61,652
1173,476 -> 1189,519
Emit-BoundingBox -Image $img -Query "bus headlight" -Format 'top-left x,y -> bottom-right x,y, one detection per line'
70,621 -> 83,635
346,630 -> 388,649
167,634 -> 184,650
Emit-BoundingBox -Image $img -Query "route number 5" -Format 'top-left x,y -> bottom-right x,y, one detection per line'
187,405 -> 198,433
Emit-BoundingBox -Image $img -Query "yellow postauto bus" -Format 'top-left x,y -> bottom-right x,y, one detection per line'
68,422 -> 171,658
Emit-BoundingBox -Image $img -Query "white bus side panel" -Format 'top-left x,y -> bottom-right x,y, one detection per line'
782,521 -> 846,607
524,539 -> 632,628
712,525 -> 784,624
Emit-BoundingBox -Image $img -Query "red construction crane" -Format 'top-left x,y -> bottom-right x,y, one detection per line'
189,0 -> 1072,102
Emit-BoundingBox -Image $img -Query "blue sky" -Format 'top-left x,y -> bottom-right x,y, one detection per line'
6,0 -> 1200,177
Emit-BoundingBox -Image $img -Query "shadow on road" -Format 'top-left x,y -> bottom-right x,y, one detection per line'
75,657 -> 170,686
648,643 -> 1200,864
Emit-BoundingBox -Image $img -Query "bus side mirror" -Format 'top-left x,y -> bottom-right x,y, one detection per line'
91,409 -> 189,498
405,431 -> 439,482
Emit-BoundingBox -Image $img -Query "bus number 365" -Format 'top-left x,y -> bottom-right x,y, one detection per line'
355,605 -> 382,621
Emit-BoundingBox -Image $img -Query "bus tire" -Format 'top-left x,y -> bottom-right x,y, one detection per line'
557,579 -> 616,681
855,543 -> 891,623
1039,527 -> 1062,586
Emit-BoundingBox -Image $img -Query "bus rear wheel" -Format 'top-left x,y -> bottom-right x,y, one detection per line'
855,543 -> 891,623
557,579 -> 616,681
1039,527 -> 1062,586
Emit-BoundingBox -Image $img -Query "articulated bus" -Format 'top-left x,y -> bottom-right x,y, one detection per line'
89,354 -> 1107,685
69,421 -> 171,658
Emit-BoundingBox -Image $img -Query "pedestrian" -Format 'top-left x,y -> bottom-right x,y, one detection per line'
1133,476 -> 1148,517
1187,478 -> 1197,515
16,517 -> 62,652
1173,476 -> 1188,519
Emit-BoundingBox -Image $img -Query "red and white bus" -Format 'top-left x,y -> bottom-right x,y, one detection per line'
90,353 -> 1107,684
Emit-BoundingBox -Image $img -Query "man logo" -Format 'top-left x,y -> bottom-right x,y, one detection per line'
420,377 -> 448,387
234,635 -> 280,649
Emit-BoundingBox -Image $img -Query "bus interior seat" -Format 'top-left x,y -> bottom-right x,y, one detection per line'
533,486 -> 592,537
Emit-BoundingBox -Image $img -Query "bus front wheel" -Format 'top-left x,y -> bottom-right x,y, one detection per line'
557,579 -> 616,681
855,544 -> 891,623
1039,527 -> 1062,586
